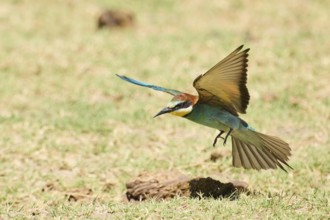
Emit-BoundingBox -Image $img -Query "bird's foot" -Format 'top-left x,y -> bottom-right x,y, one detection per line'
223,128 -> 233,146
213,130 -> 225,147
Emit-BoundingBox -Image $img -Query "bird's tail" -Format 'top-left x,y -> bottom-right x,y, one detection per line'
231,131 -> 292,171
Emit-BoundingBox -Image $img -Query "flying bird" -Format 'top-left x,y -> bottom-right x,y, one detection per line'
116,45 -> 292,171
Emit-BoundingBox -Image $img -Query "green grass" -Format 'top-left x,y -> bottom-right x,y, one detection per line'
0,0 -> 329,219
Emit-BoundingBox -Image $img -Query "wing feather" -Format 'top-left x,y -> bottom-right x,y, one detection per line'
193,45 -> 250,115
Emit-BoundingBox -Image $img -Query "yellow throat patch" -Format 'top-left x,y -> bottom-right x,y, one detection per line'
169,106 -> 192,117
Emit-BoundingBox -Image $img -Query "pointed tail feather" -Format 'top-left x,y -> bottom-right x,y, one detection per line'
231,132 -> 292,172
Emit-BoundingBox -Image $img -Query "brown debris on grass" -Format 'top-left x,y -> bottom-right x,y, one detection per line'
126,170 -> 190,201
41,182 -> 57,192
97,9 -> 135,29
210,151 -> 224,162
262,92 -> 278,102
41,182 -> 95,202
102,182 -> 115,192
65,188 -> 93,202
126,171 -> 249,201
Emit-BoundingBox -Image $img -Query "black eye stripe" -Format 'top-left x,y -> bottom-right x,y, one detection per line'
174,101 -> 191,109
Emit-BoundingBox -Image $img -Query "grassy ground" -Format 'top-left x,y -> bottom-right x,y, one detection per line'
0,0 -> 329,219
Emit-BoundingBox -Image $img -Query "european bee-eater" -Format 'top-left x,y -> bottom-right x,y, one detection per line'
116,45 -> 292,171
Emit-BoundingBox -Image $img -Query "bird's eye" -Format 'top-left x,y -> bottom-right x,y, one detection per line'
174,103 -> 183,110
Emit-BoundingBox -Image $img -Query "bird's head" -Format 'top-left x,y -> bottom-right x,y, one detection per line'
154,94 -> 194,118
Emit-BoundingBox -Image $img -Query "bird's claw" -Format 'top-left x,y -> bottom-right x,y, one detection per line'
213,137 -> 225,147
223,128 -> 233,146
213,130 -> 225,147
213,128 -> 233,147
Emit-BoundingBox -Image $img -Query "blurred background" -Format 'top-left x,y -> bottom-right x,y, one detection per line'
0,0 -> 329,218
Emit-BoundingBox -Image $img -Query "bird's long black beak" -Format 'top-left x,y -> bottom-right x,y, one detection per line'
153,107 -> 173,118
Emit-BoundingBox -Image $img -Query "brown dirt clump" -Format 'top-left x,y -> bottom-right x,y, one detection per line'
97,10 -> 135,29
126,171 -> 248,201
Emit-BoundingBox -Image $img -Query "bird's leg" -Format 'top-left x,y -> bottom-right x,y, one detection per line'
213,130 -> 225,147
223,128 -> 233,146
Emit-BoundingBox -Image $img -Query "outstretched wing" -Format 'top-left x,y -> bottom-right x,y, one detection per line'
193,45 -> 250,116
116,74 -> 183,96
